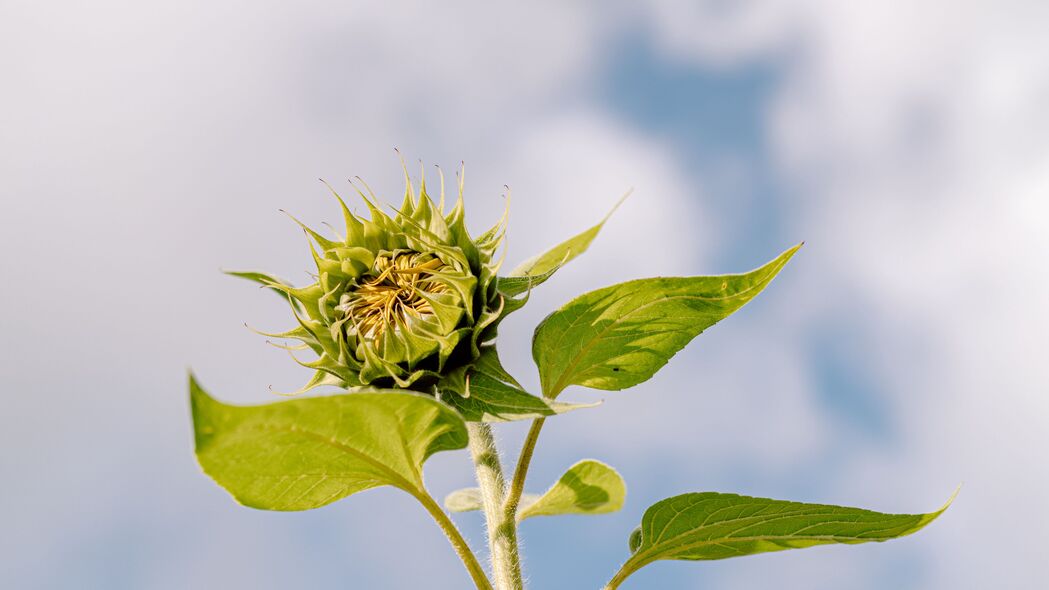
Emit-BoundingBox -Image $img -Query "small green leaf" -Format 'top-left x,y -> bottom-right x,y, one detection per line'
517,460 -> 626,521
444,461 -> 625,521
190,375 -> 467,511
608,491 -> 953,587
444,487 -> 484,513
533,244 -> 801,397
442,372 -> 598,423
628,526 -> 643,553
506,192 -> 629,289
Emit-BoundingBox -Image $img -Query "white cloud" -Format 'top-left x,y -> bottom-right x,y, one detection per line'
645,0 -> 1049,587
4,0 -> 1046,587
0,2 -> 703,589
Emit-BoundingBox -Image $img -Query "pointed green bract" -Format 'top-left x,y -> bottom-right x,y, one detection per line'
605,491 -> 953,588
533,244 -> 801,397
224,270 -> 304,311
190,375 -> 467,511
441,372 -> 597,422
436,346 -> 595,422
497,263 -> 564,298
223,269 -> 296,291
503,192 -> 628,296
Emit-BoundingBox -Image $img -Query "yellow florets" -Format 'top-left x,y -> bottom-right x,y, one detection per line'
337,252 -> 451,344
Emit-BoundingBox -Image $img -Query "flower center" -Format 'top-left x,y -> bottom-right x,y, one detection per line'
338,251 -> 450,341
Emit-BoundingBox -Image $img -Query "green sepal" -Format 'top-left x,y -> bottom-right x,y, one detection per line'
471,345 -> 523,389
497,262 -> 565,298
224,270 -> 304,313
509,191 -> 628,281
436,347 -> 594,422
441,372 -> 598,422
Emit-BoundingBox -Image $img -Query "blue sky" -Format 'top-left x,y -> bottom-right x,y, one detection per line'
2,1 -> 1048,589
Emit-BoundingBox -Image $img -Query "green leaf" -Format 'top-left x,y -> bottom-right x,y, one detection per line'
517,460 -> 626,521
608,491 -> 953,588
190,374 -> 467,511
505,192 -> 629,290
532,244 -> 801,397
441,372 -> 598,423
444,460 -> 626,522
628,526 -> 643,553
444,487 -> 484,513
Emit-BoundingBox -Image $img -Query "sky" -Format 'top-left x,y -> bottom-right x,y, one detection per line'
2,1 -> 1047,588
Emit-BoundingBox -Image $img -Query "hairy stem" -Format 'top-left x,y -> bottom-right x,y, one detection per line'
602,556 -> 644,590
466,422 -> 524,590
412,489 -> 494,590
504,417 -> 546,520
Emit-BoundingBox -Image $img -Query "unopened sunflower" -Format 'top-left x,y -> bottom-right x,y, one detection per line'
230,168 -> 507,394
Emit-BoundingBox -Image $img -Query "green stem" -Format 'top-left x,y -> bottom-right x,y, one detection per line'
602,571 -> 628,590
504,417 -> 546,521
413,489 -> 494,590
466,422 -> 524,590
602,554 -> 645,590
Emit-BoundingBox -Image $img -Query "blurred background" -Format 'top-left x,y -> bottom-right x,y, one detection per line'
2,1 -> 1047,588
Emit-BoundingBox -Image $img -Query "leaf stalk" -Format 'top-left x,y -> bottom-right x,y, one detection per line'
412,489 -> 494,590
504,417 -> 546,519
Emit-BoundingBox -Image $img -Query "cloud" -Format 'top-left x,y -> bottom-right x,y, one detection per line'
3,0 -> 1046,588
0,2 -> 703,589
643,0 -> 1049,587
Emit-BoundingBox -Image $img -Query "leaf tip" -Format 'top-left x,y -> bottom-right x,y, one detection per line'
762,242 -> 804,277
604,188 -> 633,223
911,486 -> 959,533
187,372 -> 222,452
939,484 -> 962,514
187,370 -> 203,397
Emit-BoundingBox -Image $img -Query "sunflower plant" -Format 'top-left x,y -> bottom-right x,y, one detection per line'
190,163 -> 951,590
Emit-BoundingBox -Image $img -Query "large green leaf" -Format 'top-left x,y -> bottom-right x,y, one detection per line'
441,372 -> 597,422
502,192 -> 629,296
444,460 -> 625,522
190,375 -> 467,511
607,491 -> 952,588
533,244 -> 801,397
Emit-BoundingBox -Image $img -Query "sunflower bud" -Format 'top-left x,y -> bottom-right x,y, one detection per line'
236,167 -> 507,394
